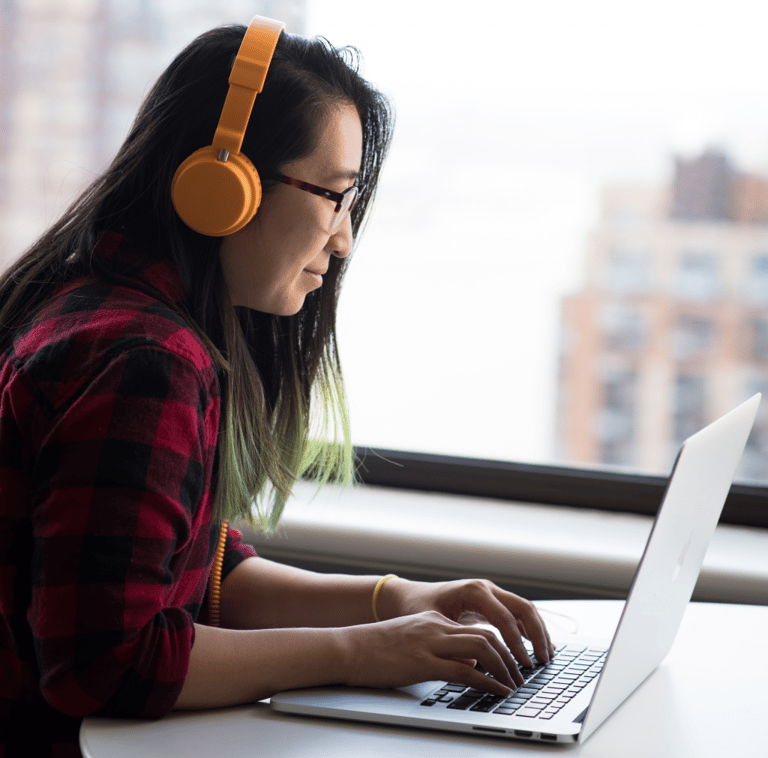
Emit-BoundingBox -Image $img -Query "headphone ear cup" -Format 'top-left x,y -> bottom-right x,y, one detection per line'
171,146 -> 262,236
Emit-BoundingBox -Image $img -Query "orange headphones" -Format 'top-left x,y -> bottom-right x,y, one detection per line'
171,16 -> 285,237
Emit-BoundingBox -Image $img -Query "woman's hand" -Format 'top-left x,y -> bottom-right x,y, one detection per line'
338,610 -> 519,695
376,577 -> 556,673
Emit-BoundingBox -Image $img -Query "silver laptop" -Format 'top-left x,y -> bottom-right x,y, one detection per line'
271,394 -> 761,744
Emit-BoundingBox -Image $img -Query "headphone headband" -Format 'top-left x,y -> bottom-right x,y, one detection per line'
171,16 -> 286,237
213,16 -> 285,155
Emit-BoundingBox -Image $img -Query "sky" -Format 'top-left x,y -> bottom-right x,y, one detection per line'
293,0 -> 768,465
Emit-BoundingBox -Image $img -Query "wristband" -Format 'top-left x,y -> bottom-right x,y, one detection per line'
372,573 -> 398,622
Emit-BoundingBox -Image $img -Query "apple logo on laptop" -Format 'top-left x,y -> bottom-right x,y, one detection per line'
672,532 -> 694,582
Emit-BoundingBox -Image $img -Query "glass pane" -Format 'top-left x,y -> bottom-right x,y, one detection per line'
305,1 -> 768,482
3,0 -> 768,485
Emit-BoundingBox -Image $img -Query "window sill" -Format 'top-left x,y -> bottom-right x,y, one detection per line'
238,481 -> 768,605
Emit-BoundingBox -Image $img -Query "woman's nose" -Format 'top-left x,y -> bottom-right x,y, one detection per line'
329,213 -> 353,258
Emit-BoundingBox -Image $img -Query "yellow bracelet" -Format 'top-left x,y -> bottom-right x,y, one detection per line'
372,574 -> 398,622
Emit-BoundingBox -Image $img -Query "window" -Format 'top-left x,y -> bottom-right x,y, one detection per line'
598,369 -> 637,466
601,303 -> 646,352
605,245 -> 651,294
745,254 -> 768,303
749,318 -> 768,361
3,0 -> 768,530
673,315 -> 715,361
676,252 -> 721,301
743,378 -> 768,481
673,375 -> 708,451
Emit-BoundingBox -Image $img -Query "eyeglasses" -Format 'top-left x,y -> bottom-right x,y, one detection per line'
267,172 -> 361,234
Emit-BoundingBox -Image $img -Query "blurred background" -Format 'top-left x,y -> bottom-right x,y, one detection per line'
3,0 -> 768,481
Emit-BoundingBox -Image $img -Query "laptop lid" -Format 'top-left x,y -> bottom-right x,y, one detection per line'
578,392 -> 761,741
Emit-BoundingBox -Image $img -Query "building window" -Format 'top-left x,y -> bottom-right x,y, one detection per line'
4,0 -> 768,530
749,317 -> 768,361
745,253 -> 768,303
601,303 -> 646,351
676,251 -> 721,300
742,379 -> 768,481
672,315 -> 715,360
673,374 -> 707,449
605,245 -> 650,294
598,370 -> 637,466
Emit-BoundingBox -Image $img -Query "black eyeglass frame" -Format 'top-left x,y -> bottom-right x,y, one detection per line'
266,172 -> 363,231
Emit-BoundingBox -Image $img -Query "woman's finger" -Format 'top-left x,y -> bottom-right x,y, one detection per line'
517,613 -> 557,661
434,658 -> 513,697
434,635 -> 518,694
436,628 -> 522,689
511,600 -> 557,661
453,584 -> 535,667
451,617 -> 524,680
478,588 -> 554,665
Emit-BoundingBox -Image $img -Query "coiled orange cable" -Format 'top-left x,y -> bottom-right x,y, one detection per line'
207,519 -> 229,628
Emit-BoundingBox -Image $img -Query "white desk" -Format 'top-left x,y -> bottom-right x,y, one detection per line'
81,600 -> 768,758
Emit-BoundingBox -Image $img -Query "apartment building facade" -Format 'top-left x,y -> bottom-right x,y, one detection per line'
557,150 -> 768,481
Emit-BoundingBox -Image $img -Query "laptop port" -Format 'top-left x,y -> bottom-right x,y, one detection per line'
471,726 -> 506,734
514,730 -> 533,738
541,733 -> 558,741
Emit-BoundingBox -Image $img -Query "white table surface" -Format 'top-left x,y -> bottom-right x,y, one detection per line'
80,600 -> 768,758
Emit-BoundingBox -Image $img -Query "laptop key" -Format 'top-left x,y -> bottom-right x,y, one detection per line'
517,707 -> 545,718
470,696 -> 505,712
446,695 -> 479,711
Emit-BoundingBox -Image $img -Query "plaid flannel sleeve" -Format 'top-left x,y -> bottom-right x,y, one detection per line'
222,526 -> 257,578
28,343 -> 220,719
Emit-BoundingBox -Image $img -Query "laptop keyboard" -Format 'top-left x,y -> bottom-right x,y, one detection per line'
419,645 -> 607,721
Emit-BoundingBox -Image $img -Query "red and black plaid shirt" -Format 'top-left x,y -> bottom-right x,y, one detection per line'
0,233 -> 256,756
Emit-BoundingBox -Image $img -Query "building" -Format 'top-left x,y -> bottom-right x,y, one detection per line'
557,149 -> 768,480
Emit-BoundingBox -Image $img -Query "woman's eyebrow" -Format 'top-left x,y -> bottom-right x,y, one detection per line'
327,169 -> 360,182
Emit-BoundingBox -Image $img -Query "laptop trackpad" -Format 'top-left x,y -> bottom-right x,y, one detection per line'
271,681 -> 443,716
397,682 -> 442,700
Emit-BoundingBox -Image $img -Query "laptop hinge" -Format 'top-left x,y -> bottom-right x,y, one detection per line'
574,707 -> 589,724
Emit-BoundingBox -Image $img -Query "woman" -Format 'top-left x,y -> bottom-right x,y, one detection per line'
0,18 -> 554,756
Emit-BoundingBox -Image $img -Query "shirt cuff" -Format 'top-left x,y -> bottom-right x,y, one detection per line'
222,526 -> 257,581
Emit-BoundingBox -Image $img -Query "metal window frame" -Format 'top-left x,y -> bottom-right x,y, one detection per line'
354,447 -> 768,529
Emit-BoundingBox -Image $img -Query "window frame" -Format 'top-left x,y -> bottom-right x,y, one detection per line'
353,447 -> 768,529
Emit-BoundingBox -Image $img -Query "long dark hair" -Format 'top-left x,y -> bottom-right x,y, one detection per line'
0,25 -> 394,528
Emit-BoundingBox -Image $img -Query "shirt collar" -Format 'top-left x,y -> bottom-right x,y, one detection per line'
93,231 -> 187,304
